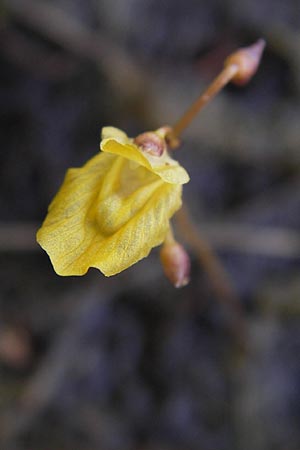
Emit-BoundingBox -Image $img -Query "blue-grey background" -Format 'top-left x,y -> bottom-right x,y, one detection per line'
1,1 -> 300,449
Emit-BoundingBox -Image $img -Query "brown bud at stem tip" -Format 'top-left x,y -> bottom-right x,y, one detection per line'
160,237 -> 190,288
224,39 -> 266,86
134,132 -> 166,156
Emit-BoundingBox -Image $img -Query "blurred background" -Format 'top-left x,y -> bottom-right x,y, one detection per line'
1,0 -> 300,449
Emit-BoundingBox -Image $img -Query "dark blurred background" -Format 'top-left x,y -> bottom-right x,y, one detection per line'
1,0 -> 300,449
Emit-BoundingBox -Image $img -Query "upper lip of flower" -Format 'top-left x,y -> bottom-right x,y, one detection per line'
100,127 -> 190,185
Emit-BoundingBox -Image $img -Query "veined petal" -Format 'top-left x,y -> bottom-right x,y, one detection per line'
150,157 -> 190,185
37,151 -> 183,277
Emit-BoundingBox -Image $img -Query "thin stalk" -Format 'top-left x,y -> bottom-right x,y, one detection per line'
168,39 -> 265,143
171,64 -> 238,139
176,205 -> 246,348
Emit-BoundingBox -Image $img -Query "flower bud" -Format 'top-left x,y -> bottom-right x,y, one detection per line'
160,239 -> 190,288
224,39 -> 266,86
134,131 -> 166,156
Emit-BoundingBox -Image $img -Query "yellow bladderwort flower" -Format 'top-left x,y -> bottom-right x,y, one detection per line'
37,40 -> 265,286
37,126 -> 189,277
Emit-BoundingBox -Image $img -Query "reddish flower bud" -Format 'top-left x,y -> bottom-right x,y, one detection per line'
224,39 -> 266,86
160,239 -> 190,288
134,131 -> 166,156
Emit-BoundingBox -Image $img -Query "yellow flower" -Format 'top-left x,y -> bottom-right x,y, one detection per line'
37,126 -> 189,276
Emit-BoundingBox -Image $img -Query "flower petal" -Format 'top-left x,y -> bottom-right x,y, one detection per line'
101,138 -> 190,185
37,151 -> 182,276
101,138 -> 152,172
101,126 -> 129,143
